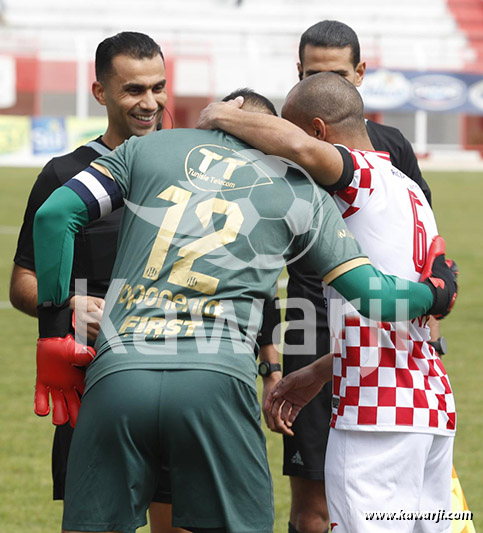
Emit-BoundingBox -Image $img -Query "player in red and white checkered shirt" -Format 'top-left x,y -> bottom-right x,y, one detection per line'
326,146 -> 456,437
321,141 -> 455,530
275,74 -> 455,532
196,71 -> 458,532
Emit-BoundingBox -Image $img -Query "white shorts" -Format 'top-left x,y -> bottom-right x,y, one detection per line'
325,429 -> 454,533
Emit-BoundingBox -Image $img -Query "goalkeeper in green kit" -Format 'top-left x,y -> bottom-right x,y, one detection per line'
32,93 -> 456,533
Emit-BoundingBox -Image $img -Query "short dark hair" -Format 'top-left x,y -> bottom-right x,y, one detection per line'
222,88 -> 278,116
299,20 -> 360,68
95,31 -> 164,82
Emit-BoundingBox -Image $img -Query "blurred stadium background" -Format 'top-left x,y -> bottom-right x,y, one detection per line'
0,1 -> 482,532
1,0 -> 483,166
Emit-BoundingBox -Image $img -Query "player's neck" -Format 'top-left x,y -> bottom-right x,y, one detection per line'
101,130 -> 123,151
330,131 -> 374,151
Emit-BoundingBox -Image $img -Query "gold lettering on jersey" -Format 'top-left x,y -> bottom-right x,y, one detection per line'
164,319 -> 183,336
172,293 -> 187,310
119,315 -> 140,334
117,283 -> 222,318
167,197 -> 244,295
157,289 -> 174,309
145,287 -> 159,306
118,315 -> 203,338
185,320 -> 203,335
143,186 -> 192,281
130,284 -> 146,308
134,316 -> 150,333
190,296 -> 207,316
144,318 -> 166,336
142,185 -> 242,294
204,300 -> 223,318
337,229 -> 355,239
118,285 -> 133,306
185,144 -> 273,192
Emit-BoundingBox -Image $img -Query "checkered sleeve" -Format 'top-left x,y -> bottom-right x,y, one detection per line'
331,146 -> 390,219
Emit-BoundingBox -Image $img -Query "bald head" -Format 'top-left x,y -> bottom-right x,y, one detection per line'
282,72 -> 367,141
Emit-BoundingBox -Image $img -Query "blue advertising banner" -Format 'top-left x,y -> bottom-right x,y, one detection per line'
31,117 -> 67,155
360,70 -> 483,114
0,116 -> 107,166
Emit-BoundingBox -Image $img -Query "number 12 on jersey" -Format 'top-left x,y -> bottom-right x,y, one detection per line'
143,185 -> 244,295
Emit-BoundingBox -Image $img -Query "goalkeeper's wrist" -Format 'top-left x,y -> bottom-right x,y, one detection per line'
37,299 -> 71,338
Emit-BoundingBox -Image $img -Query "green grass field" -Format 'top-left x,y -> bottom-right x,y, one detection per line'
0,167 -> 481,532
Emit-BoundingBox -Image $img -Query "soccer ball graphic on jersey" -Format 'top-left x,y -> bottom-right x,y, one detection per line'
194,148 -> 323,271
213,175 -> 317,270
125,148 -> 324,273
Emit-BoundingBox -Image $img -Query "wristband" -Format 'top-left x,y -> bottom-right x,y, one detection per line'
37,299 -> 71,338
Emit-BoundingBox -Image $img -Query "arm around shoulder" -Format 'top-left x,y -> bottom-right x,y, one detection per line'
197,101 -> 343,186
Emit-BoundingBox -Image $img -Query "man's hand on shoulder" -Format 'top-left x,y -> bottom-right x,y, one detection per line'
196,96 -> 244,131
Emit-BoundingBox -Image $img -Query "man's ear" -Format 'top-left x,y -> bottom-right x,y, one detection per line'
296,62 -> 303,81
354,61 -> 366,87
312,117 -> 327,141
92,81 -> 106,106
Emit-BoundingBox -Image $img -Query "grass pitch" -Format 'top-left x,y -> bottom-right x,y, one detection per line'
0,167 -> 481,532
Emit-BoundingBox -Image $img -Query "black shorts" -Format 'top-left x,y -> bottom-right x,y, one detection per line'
52,421 -> 172,503
282,331 -> 332,480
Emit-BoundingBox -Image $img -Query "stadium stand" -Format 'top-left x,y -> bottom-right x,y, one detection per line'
1,0 -> 482,164
447,0 -> 483,70
0,0 -> 478,72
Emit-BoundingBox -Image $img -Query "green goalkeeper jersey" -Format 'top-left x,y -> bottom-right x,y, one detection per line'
35,128 -> 370,392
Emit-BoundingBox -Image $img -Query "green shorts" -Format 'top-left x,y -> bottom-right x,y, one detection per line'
62,369 -> 273,533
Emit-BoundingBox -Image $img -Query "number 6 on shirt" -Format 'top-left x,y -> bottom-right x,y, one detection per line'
408,189 -> 427,274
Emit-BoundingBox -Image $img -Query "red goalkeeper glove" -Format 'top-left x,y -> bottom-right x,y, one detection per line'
35,335 -> 95,426
420,236 -> 458,319
35,300 -> 95,427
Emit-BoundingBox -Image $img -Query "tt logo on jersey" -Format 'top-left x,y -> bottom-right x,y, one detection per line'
185,144 -> 274,192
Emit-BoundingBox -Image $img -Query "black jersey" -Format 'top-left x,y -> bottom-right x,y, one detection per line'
283,121 -> 432,355
366,120 -> 431,206
14,138 -> 122,298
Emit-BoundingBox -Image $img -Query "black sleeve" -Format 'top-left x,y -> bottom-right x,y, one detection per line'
258,297 -> 281,346
366,120 -> 432,206
13,161 -> 62,271
394,134 -> 432,206
323,145 -> 355,192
